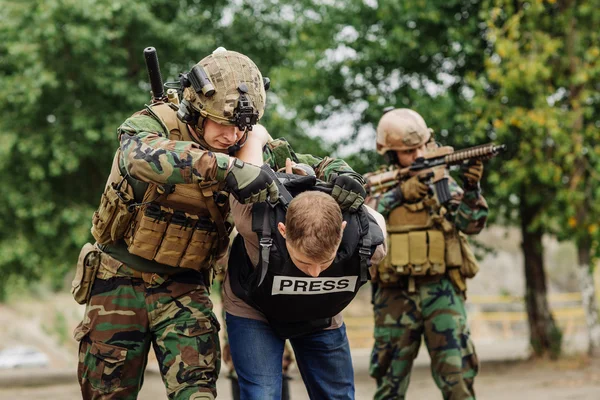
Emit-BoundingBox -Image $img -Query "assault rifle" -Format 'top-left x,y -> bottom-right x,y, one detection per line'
365,143 -> 506,204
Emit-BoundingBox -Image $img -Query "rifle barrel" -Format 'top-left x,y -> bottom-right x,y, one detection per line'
444,143 -> 505,165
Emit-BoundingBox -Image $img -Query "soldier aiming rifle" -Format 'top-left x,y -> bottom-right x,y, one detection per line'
367,108 -> 503,400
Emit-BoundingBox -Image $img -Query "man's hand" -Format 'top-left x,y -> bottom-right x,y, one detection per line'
283,158 -> 314,176
460,159 -> 484,189
400,175 -> 429,202
225,159 -> 279,204
330,172 -> 366,212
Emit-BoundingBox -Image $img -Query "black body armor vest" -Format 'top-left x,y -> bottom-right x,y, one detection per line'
229,173 -> 384,339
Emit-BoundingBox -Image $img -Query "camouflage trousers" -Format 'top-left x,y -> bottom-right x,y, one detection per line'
74,262 -> 221,400
369,276 -> 478,400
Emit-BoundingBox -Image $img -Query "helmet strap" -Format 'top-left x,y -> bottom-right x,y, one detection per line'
227,129 -> 249,155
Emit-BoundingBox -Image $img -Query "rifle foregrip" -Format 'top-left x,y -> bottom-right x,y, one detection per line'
144,47 -> 164,100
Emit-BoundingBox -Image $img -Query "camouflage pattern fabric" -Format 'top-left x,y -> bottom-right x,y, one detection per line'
74,263 -> 221,400
369,277 -> 478,400
369,176 -> 488,234
263,138 -> 355,182
369,173 -> 486,399
118,113 -> 229,185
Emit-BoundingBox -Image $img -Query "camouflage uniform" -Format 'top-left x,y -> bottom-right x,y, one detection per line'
75,264 -> 220,400
74,107 -> 228,400
368,108 -> 488,400
73,50 -> 275,400
369,180 -> 487,400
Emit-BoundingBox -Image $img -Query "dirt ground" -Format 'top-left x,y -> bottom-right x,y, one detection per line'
1,291 -> 600,399
1,357 -> 599,400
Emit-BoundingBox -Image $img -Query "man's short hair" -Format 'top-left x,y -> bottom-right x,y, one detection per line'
285,191 -> 343,260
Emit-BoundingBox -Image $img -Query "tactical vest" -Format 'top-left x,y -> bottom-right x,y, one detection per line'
229,174 -> 384,339
377,195 -> 464,286
90,103 -> 231,274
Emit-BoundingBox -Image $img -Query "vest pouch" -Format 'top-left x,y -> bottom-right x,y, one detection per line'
459,232 -> 480,278
427,230 -> 446,275
91,181 -> 134,245
445,233 -> 463,267
154,211 -> 194,267
408,231 -> 429,275
377,253 -> 402,285
127,203 -> 168,261
390,233 -> 410,275
109,184 -> 134,243
179,217 -> 218,271
389,203 -> 432,230
71,243 -> 100,305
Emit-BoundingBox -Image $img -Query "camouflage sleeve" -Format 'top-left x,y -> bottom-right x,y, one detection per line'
367,186 -> 403,219
311,157 -> 355,182
118,114 -> 230,185
446,178 -> 488,234
262,137 -> 355,182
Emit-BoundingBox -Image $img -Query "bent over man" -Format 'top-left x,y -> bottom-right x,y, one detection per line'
367,108 -> 488,400
222,131 -> 388,399
72,49 -> 280,400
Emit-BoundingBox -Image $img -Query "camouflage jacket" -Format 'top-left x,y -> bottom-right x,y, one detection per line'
117,111 -> 354,187
118,109 -> 230,185
369,176 -> 488,235
263,138 -> 354,182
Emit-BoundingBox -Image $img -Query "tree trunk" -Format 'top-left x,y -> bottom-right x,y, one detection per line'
520,201 -> 562,358
576,237 -> 600,356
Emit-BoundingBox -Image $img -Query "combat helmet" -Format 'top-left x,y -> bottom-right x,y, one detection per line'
376,108 -> 432,155
177,48 -> 270,151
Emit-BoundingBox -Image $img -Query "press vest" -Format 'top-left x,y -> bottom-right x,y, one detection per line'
90,103 -> 231,274
229,175 -> 384,338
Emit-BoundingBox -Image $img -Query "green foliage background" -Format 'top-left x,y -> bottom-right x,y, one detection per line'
0,0 -> 598,306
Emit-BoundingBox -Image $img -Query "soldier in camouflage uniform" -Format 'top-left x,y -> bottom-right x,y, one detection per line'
367,109 -> 488,400
71,49 -> 285,400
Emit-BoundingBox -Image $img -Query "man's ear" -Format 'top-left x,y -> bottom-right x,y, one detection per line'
341,221 -> 347,231
277,222 -> 286,238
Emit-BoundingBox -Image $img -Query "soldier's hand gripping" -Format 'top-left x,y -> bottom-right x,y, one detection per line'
225,159 -> 279,204
460,159 -> 484,189
400,174 -> 430,202
330,172 -> 367,212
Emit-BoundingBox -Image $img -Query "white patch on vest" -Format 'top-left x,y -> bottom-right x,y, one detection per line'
271,276 -> 358,296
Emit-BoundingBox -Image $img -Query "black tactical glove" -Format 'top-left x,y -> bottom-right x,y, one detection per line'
226,159 -> 279,204
330,172 -> 367,212
400,174 -> 430,202
460,159 -> 484,190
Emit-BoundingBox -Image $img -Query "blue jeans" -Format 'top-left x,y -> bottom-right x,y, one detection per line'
226,313 -> 355,400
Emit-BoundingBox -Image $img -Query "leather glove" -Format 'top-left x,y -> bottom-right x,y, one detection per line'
330,172 -> 367,212
460,160 -> 484,189
225,159 -> 279,204
400,175 -> 430,202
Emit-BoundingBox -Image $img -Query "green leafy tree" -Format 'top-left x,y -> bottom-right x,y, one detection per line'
0,0 -> 331,299
0,1 -> 212,297
462,0 -> 600,357
269,0 -> 488,163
